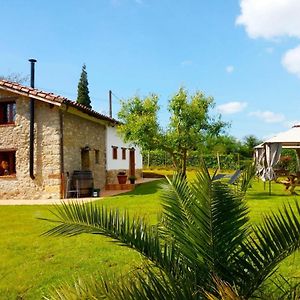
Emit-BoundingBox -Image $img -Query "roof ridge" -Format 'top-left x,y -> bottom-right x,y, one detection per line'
0,79 -> 119,124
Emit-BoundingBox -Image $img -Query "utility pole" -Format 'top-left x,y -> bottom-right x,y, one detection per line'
109,90 -> 112,118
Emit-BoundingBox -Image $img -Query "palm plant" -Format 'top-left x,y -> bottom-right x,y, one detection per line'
43,164 -> 300,299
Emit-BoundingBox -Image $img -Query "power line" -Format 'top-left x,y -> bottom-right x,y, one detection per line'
111,91 -> 123,102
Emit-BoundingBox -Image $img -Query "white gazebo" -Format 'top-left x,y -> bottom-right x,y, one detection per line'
254,124 -> 300,182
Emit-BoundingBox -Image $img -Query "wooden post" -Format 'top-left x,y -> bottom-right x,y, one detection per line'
60,173 -> 65,199
109,90 -> 112,118
296,149 -> 300,172
217,152 -> 221,171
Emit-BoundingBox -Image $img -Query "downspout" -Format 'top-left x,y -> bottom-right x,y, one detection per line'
59,110 -> 65,198
29,59 -> 37,179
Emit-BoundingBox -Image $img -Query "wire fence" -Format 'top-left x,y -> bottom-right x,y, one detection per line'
143,150 -> 252,170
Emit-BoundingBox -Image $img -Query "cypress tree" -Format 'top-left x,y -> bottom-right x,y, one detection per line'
77,64 -> 91,108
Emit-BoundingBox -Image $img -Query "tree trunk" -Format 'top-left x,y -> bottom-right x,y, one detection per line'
171,154 -> 178,170
181,150 -> 187,178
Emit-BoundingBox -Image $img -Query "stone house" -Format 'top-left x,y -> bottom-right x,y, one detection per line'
0,80 -> 142,200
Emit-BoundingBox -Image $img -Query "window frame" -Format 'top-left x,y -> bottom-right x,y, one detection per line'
112,146 -> 118,160
0,101 -> 16,125
0,149 -> 17,177
121,147 -> 127,160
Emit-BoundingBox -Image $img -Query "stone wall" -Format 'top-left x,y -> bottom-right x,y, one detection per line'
0,91 -> 61,199
63,112 -> 106,193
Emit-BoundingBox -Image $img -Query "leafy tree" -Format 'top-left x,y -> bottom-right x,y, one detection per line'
203,135 -> 241,156
240,135 -> 262,158
0,73 -> 29,84
43,165 -> 300,299
118,88 -> 227,176
77,64 -> 91,108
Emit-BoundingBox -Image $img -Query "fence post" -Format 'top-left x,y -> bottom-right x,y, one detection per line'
217,152 -> 221,171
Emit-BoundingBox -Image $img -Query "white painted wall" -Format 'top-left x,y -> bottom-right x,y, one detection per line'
106,126 -> 143,171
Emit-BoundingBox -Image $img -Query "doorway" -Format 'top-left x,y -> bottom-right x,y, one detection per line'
129,148 -> 135,177
81,148 -> 90,170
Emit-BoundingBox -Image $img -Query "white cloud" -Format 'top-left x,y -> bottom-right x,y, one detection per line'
249,110 -> 285,123
282,45 -> 300,78
226,65 -> 234,73
236,0 -> 300,39
237,0 -> 300,79
217,102 -> 247,115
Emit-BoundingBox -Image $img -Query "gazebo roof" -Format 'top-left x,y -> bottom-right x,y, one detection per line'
263,124 -> 300,147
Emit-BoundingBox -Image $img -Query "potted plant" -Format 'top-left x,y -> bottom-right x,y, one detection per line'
128,175 -> 137,184
117,171 -> 127,184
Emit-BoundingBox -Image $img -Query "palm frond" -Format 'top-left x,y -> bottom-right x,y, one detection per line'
253,274 -> 300,300
189,168 -> 249,282
239,163 -> 256,194
203,276 -> 242,300
235,201 -> 300,298
160,165 -> 250,286
41,202 -> 178,272
45,266 -> 200,300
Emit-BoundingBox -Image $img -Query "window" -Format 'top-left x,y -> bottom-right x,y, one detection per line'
95,150 -> 100,164
0,150 -> 16,176
0,102 -> 16,125
112,146 -> 118,160
122,148 -> 126,160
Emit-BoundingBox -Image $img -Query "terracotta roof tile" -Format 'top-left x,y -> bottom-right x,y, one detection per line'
0,79 -> 119,124
20,87 -> 30,92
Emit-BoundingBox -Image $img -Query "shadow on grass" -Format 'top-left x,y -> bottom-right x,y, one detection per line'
247,191 -> 299,202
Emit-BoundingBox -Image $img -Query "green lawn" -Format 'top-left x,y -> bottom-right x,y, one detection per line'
0,177 -> 299,299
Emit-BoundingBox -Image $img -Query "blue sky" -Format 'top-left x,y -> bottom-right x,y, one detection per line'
1,0 -> 300,140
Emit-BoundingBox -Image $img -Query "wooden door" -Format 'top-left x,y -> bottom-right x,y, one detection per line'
81,149 -> 90,170
129,148 -> 135,177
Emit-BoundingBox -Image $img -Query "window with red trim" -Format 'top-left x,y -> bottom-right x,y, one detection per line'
122,148 -> 126,160
112,147 -> 118,160
0,102 -> 16,124
0,151 -> 16,176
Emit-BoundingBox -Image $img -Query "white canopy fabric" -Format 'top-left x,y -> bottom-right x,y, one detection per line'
253,144 -> 265,177
260,143 -> 282,181
254,124 -> 300,181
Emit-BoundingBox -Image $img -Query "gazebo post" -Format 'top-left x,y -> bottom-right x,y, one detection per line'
296,149 -> 300,172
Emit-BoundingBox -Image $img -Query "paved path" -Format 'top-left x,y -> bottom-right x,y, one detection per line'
0,178 -> 162,205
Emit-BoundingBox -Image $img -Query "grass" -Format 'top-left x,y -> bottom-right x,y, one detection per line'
0,175 -> 300,298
